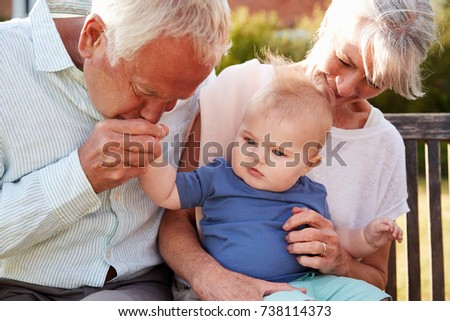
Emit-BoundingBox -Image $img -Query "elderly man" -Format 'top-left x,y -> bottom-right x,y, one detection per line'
0,0 -> 230,301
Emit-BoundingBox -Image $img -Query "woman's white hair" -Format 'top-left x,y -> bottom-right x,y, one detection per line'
311,0 -> 439,100
90,0 -> 231,67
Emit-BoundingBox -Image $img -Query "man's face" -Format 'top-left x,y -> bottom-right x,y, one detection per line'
81,25 -> 213,123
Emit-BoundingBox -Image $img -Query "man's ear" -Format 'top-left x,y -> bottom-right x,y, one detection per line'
78,14 -> 106,58
306,154 -> 322,173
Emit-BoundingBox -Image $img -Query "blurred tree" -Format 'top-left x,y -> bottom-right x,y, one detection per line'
219,1 -> 449,174
219,1 -> 449,115
217,5 -> 323,73
217,7 -> 281,72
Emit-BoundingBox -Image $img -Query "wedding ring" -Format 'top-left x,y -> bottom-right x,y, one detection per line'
320,242 -> 327,257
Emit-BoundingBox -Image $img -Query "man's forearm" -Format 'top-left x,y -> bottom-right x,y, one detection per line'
158,208 -> 325,300
158,208 -> 220,287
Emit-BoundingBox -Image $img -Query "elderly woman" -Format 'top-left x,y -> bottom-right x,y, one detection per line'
159,0 -> 439,300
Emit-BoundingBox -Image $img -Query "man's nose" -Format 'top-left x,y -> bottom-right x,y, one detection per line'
140,99 -> 178,124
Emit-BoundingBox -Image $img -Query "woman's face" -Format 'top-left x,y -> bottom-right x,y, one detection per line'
309,23 -> 386,106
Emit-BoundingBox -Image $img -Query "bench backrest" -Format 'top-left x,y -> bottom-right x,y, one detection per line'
384,113 -> 450,301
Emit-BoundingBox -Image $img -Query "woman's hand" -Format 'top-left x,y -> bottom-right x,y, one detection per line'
283,207 -> 352,276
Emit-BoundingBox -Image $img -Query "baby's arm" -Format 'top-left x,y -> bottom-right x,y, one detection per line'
138,127 -> 182,210
336,218 -> 403,259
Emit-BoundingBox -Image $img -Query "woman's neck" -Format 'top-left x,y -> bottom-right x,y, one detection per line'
332,100 -> 372,129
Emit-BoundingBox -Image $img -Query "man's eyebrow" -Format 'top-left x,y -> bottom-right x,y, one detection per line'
135,82 -> 157,96
135,82 -> 194,101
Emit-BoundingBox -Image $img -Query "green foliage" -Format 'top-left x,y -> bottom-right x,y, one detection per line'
219,1 -> 450,115
218,2 -> 449,178
216,6 -> 319,73
369,1 -> 450,114
217,7 -> 278,71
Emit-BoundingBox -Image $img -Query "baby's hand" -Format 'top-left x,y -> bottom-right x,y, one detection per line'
365,217 -> 403,249
156,123 -> 169,141
378,218 -> 403,243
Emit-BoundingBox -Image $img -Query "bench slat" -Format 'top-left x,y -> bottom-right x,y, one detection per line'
387,113 -> 450,140
425,140 -> 445,300
405,140 -> 421,301
385,113 -> 448,301
387,242 -> 398,300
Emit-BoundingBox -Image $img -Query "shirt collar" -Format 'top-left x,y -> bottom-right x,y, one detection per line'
30,0 -> 78,72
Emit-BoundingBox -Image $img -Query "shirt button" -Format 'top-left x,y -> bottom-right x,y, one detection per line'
105,251 -> 112,259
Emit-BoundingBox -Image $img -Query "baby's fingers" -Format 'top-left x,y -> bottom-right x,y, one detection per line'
393,227 -> 404,243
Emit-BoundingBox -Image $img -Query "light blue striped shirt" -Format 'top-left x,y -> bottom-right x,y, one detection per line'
0,0 -> 201,288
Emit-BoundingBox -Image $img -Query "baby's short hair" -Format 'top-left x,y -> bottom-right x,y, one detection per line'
247,54 -> 334,146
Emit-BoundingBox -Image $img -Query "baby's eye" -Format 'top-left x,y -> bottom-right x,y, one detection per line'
272,149 -> 285,157
245,138 -> 256,145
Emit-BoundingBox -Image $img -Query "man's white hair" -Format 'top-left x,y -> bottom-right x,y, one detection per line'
90,0 -> 231,67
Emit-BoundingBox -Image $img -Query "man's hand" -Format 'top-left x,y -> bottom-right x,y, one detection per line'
191,264 -> 304,301
78,119 -> 168,193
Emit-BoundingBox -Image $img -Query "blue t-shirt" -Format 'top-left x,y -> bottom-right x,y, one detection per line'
176,158 -> 330,282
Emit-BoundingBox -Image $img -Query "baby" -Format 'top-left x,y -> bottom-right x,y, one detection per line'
139,61 -> 402,300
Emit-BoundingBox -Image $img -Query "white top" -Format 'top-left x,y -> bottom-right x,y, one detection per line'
199,59 -> 408,229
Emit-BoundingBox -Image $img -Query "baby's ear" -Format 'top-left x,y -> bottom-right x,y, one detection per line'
306,154 -> 322,172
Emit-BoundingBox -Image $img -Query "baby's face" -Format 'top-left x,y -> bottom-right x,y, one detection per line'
231,112 -> 317,192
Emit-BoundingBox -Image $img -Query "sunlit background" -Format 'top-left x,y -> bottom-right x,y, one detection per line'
1,0 -> 448,301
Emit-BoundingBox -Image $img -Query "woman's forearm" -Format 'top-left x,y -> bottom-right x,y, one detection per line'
338,243 -> 390,289
335,225 -> 378,259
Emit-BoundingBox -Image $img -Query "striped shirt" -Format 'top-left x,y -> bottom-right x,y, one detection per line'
0,0 -> 201,288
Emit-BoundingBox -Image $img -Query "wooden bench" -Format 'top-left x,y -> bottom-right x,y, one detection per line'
384,113 -> 450,301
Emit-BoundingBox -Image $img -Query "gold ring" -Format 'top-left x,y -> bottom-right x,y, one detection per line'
320,242 -> 327,256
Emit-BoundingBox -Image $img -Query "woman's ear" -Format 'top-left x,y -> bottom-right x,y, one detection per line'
78,14 -> 106,58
